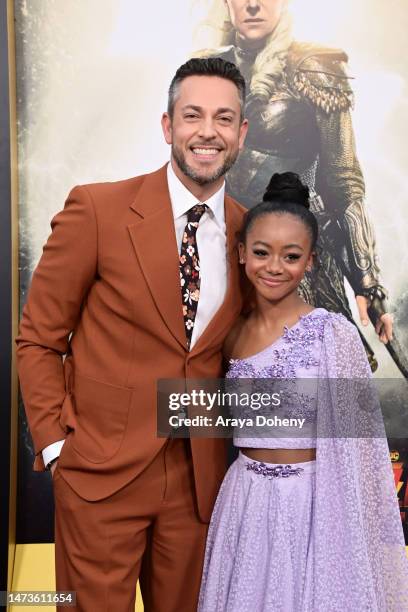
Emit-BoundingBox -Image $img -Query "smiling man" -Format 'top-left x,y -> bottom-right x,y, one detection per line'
162,63 -> 246,193
16,58 -> 248,612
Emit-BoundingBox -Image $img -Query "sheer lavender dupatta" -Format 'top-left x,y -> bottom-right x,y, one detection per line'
315,314 -> 408,611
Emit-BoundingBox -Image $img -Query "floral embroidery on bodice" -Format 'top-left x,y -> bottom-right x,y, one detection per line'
226,308 -> 332,449
227,308 -> 330,380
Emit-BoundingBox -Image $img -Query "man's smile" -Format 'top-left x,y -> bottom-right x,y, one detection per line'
190,146 -> 223,161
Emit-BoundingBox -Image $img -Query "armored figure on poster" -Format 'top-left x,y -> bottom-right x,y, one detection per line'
194,0 -> 407,374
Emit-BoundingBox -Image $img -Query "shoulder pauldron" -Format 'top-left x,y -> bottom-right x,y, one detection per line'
287,44 -> 355,114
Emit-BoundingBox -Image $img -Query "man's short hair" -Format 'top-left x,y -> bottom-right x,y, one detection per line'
167,57 -> 246,121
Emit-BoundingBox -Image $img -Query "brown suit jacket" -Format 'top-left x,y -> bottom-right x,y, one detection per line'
16,164 -> 246,522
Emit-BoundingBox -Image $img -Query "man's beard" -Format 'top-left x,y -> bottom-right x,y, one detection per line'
172,144 -> 238,186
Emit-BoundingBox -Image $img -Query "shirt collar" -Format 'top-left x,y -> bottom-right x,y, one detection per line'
167,161 -> 225,227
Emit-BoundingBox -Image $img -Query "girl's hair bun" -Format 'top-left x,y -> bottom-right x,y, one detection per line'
263,172 -> 310,209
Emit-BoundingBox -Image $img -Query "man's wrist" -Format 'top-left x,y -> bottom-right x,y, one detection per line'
46,457 -> 59,471
42,439 -> 65,467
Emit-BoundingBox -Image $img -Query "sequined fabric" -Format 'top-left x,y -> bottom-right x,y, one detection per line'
199,309 -> 408,611
229,308 -> 327,449
199,454 -> 316,612
228,308 -> 326,379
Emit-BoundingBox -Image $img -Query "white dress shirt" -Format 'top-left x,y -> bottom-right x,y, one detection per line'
42,162 -> 228,467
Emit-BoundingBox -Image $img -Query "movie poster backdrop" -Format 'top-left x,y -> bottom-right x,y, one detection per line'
14,0 -> 408,543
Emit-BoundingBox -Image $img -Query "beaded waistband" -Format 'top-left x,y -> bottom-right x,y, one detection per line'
245,461 -> 304,479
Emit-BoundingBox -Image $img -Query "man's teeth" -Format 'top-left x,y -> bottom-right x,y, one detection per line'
192,148 -> 219,155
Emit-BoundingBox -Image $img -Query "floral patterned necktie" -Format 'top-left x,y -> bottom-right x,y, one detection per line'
179,204 -> 207,350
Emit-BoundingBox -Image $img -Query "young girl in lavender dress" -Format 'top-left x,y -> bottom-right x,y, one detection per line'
198,173 -> 408,612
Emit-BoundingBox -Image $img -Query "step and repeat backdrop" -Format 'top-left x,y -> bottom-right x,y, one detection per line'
14,0 -> 408,543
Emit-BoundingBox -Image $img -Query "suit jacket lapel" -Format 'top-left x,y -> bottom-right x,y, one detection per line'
127,165 -> 244,355
127,165 -> 187,350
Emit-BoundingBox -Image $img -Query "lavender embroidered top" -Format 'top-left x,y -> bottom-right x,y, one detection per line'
227,308 -> 329,449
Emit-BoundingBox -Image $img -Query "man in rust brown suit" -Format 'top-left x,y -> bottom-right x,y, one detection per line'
17,58 -> 248,612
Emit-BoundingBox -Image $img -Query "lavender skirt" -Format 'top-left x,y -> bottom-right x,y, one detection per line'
198,452 -> 316,612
